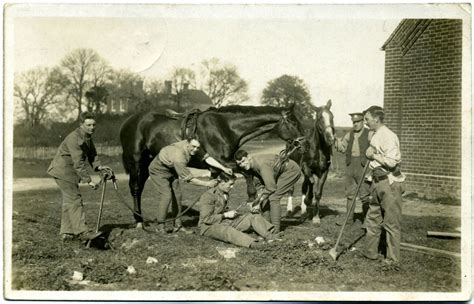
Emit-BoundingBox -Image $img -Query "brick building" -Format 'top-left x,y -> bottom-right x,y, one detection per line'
381,19 -> 462,198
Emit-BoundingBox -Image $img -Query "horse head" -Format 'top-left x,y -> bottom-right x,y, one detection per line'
313,99 -> 335,146
276,103 -> 305,143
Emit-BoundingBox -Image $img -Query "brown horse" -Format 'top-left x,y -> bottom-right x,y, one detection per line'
119,104 -> 305,226
287,100 -> 335,225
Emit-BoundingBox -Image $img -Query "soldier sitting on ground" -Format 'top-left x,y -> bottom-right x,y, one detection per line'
198,172 -> 277,249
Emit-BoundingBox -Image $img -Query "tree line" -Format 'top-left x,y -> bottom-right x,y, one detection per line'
14,48 -> 314,129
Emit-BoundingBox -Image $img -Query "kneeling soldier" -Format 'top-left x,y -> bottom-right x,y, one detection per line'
234,150 -> 301,233
199,173 -> 276,249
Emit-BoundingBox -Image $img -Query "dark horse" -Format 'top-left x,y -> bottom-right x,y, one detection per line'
119,105 -> 305,226
287,99 -> 335,225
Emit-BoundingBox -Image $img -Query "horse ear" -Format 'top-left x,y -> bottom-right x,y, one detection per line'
326,99 -> 332,109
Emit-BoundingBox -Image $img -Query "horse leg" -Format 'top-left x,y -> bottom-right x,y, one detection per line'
304,176 -> 315,220
128,158 -> 150,229
300,178 -> 309,216
286,186 -> 294,217
301,165 -> 314,217
312,170 -> 329,226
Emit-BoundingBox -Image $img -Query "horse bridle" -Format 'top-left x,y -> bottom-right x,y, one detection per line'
316,110 -> 335,139
280,111 -> 306,148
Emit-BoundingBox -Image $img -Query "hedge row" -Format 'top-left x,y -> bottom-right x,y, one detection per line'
13,113 -> 130,147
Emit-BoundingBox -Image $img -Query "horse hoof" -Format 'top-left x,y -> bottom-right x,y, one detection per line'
136,223 -> 144,229
312,217 -> 321,226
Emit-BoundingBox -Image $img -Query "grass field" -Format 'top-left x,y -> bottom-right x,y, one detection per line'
8,139 -> 462,295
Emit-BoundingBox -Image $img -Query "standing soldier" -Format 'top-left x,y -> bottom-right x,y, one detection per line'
334,112 -> 371,226
234,150 -> 301,233
198,173 -> 276,249
148,137 -> 233,233
362,105 -> 405,270
47,111 -> 112,242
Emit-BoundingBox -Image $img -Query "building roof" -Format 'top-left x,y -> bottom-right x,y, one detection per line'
180,89 -> 213,106
381,19 -> 432,55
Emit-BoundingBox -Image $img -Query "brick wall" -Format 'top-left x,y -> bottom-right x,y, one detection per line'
383,19 -> 462,199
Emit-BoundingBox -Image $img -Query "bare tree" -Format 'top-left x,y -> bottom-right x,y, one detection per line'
200,58 -> 248,107
170,67 -> 196,94
169,67 -> 197,108
60,48 -> 109,119
143,77 -> 164,97
14,67 -> 67,127
106,69 -> 145,112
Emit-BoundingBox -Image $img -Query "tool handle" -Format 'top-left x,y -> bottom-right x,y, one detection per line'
94,178 -> 107,233
332,162 -> 370,250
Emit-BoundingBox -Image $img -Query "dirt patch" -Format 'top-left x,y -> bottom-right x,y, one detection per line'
8,156 -> 462,293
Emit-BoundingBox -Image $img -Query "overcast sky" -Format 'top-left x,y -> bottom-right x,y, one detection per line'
8,4 -> 468,126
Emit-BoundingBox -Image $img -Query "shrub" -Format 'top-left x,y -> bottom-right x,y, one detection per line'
13,112 -> 131,147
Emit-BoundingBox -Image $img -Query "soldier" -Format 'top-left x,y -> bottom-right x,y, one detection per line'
234,150 -> 301,233
148,137 -> 233,233
47,111 -> 112,242
199,173 -> 276,249
362,105 -> 405,270
334,112 -> 371,226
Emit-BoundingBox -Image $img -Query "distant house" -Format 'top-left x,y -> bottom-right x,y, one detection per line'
381,19 -> 462,198
106,80 -> 213,113
106,80 -> 145,113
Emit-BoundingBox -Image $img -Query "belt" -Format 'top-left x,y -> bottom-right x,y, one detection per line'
372,175 -> 388,183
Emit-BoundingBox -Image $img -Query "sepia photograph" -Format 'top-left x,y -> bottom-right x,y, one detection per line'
3,2 -> 472,301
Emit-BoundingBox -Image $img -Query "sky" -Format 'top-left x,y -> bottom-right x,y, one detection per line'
9,4 -> 463,126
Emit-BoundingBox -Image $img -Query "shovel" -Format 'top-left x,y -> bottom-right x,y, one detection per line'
329,162 -> 370,261
85,176 -> 108,248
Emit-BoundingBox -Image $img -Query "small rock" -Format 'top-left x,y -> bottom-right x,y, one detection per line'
307,241 -> 315,248
315,236 -> 325,245
127,265 -> 137,275
146,257 -> 158,264
216,247 -> 239,259
350,247 -> 356,252
71,271 -> 83,281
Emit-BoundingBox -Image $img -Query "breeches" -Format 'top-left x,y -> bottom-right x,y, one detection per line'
345,157 -> 370,202
202,213 -> 274,247
263,162 -> 302,232
149,165 -> 179,223
364,179 -> 404,262
54,178 -> 88,235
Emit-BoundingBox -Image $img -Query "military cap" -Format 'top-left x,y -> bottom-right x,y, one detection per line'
349,112 -> 364,122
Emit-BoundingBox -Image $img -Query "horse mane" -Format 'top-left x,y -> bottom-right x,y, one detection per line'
206,105 -> 283,115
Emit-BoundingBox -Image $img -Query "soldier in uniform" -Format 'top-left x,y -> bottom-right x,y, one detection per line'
362,105 -> 405,269
47,111 -> 112,242
234,150 -> 301,233
148,137 -> 233,232
334,112 -> 371,226
199,173 -> 276,249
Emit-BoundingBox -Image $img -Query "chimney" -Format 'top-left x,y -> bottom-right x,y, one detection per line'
183,82 -> 189,91
164,80 -> 172,94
